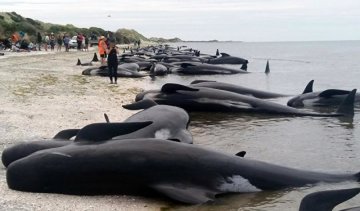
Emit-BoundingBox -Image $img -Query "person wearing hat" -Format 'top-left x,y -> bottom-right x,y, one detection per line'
98,36 -> 107,65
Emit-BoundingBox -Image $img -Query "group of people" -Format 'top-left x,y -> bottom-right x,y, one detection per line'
0,31 -> 36,52
36,32 -> 61,51
36,32 -> 78,52
98,35 -> 119,84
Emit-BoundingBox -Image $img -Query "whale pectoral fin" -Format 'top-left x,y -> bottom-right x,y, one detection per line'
161,83 -> 199,93
75,121 -> 153,142
151,183 -> 217,204
319,89 -> 350,98
302,80 -> 314,94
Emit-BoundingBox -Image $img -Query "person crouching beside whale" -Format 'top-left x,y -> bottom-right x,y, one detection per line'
107,42 -> 119,84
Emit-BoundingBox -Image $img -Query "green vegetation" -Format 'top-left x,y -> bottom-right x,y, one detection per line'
0,11 -> 182,43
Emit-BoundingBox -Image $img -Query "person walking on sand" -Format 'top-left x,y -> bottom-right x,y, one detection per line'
63,34 -> 70,52
98,36 -> 107,65
107,42 -> 119,84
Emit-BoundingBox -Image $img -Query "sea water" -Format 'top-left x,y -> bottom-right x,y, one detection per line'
148,41 -> 360,210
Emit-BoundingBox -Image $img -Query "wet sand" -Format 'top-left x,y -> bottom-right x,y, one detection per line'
0,49 -> 168,210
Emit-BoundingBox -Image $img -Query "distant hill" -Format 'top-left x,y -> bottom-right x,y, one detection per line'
0,12 -> 182,44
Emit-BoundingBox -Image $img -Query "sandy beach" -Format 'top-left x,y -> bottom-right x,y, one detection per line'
0,48 -> 168,210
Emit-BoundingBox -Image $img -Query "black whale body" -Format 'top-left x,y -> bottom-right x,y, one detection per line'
2,101 -> 193,167
207,53 -> 248,65
170,62 -> 248,75
82,66 -> 147,78
6,138 -> 360,204
190,80 -> 289,98
134,83 -> 355,117
1,121 -> 152,167
288,80 -> 360,107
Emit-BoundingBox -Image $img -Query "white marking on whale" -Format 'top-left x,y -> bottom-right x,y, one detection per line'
155,129 -> 171,139
50,152 -> 72,158
218,175 -> 261,192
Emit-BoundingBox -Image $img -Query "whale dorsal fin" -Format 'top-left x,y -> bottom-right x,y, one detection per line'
190,80 -> 216,84
299,188 -> 360,211
235,151 -> 246,157
76,59 -> 81,65
319,89 -> 351,98
265,60 -> 270,74
104,113 -> 110,123
75,121 -> 152,142
151,183 -> 217,204
92,53 -> 99,62
336,89 -> 356,117
302,80 -> 314,94
221,53 -> 230,57
122,99 -> 158,110
161,83 -> 199,93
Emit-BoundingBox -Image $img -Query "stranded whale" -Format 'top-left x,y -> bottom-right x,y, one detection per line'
6,138 -> 360,204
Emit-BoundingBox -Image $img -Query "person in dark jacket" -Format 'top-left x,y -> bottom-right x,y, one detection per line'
107,43 -> 119,84
37,32 -> 42,51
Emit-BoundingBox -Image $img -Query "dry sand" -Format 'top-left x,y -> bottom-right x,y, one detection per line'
0,49 -> 169,210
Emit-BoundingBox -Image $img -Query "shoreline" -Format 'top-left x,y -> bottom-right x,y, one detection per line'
0,48 -> 167,210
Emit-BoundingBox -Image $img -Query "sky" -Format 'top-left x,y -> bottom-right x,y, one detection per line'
1,0 -> 360,42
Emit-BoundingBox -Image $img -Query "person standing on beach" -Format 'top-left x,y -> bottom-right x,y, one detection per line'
37,32 -> 42,51
44,34 -> 49,51
107,42 -> 119,84
57,34 -> 63,51
63,34 -> 70,52
84,35 -> 89,51
98,36 -> 107,65
49,33 -> 56,51
76,33 -> 83,51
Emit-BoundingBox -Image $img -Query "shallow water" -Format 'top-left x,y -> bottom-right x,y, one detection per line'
148,41 -> 360,210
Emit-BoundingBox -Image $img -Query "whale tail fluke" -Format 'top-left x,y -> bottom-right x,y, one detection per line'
336,89 -> 356,117
76,58 -> 81,65
265,60 -> 270,74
